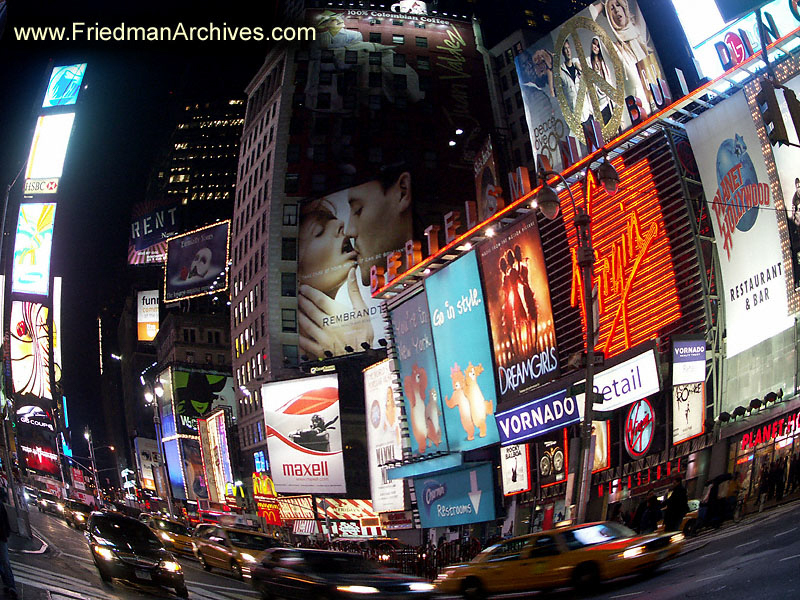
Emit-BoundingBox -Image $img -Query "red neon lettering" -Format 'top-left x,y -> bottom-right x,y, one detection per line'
741,432 -> 751,451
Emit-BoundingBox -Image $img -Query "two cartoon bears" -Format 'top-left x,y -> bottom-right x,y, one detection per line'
444,362 -> 494,440
403,363 -> 443,454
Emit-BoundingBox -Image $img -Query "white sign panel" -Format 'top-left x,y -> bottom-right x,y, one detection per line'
673,381 -> 705,444
574,348 -> 661,414
363,360 -> 405,513
137,290 -> 160,342
500,444 -> 531,496
25,113 -> 75,180
262,375 -> 346,494
685,91 -> 794,357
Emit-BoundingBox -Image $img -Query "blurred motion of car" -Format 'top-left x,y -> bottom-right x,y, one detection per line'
85,511 -> 188,598
64,500 -> 92,530
22,486 -> 39,506
435,521 -> 684,598
251,548 -> 435,599
193,524 -> 281,579
37,491 -> 64,516
146,516 -> 194,555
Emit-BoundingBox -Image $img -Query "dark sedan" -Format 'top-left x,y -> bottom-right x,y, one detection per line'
251,548 -> 435,599
85,511 -> 188,598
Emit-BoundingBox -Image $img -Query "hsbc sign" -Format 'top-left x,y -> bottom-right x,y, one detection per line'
24,178 -> 59,195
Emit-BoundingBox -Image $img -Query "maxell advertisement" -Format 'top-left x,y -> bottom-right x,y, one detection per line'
685,90 -> 794,357
672,337 -> 706,445
414,462 -> 496,528
137,290 -> 160,342
10,301 -> 51,400
297,184 -> 408,360
262,375 -> 346,494
363,359 -> 405,513
164,221 -> 229,303
515,0 -> 668,172
11,203 -> 56,297
425,252 -> 500,451
478,215 -> 559,404
500,443 -> 531,496
390,289 -> 447,457
473,137 -> 505,222
129,201 -> 181,265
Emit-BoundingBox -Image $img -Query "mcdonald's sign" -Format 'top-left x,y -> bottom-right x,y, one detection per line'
253,472 -> 277,498
253,472 -> 282,526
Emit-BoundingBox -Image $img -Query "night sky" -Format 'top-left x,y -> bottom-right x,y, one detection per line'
0,1 -> 275,455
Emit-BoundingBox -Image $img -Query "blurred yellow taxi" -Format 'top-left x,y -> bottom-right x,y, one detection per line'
146,516 -> 194,556
435,521 -> 683,598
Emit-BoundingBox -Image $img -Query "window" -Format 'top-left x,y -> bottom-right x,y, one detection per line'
186,351 -> 195,363
284,173 -> 299,194
369,72 -> 382,88
487,539 -> 528,562
311,173 -> 327,193
369,95 -> 381,110
281,272 -> 296,297
281,238 -> 297,261
283,204 -> 298,226
392,34 -> 405,44
217,354 -> 226,364
414,22 -> 426,29
419,75 -> 431,92
393,74 -> 407,91
344,50 -> 358,65
515,91 -> 523,109
283,345 -> 299,367
205,353 -> 213,364
415,36 -> 427,47
393,53 -> 406,68
500,75 -> 509,91
528,536 -> 560,558
505,48 -> 514,64
369,32 -> 381,43
313,144 -> 327,162
417,56 -> 430,70
504,98 -> 513,115
320,49 -> 334,63
369,52 -> 382,66
392,19 -> 403,26
317,92 -> 331,110
319,71 -> 333,85
182,328 -> 196,343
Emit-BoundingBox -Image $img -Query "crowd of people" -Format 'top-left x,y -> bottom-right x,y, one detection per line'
757,454 -> 800,503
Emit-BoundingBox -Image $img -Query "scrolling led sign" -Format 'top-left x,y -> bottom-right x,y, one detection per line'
559,155 -> 682,358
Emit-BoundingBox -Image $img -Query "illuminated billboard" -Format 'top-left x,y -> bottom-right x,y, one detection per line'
389,289 -> 447,457
425,251 -> 500,451
11,203 -> 56,296
42,63 -> 86,107
19,437 -> 60,476
685,91 -> 793,357
137,290 -> 159,342
10,301 -> 51,400
672,337 -> 706,445
473,137 -> 505,223
128,201 -> 181,265
261,375 -> 346,494
25,113 -> 75,180
163,437 -> 208,501
478,215 -> 559,404
199,410 -> 233,504
164,221 -> 229,302
363,359 -> 405,514
53,278 -> 62,383
172,369 -> 235,435
500,444 -> 531,496
515,0 -> 668,172
414,463 -> 496,528
134,437 -> 159,491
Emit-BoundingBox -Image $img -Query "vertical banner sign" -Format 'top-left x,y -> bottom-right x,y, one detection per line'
592,420 -> 610,472
425,252 -> 500,451
137,290 -> 160,342
473,137 -> 505,222
53,277 -> 62,384
262,375 -> 346,494
363,359 -> 405,513
10,301 -> 51,399
478,215 -> 559,404
685,91 -> 794,356
500,444 -> 531,496
11,203 -> 56,296
390,290 -> 447,457
672,338 -> 706,445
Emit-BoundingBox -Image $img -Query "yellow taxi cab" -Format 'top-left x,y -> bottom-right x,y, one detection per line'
146,516 -> 194,556
435,521 -> 684,598
192,524 -> 281,579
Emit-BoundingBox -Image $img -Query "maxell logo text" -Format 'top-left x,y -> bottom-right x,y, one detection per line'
282,462 -> 329,477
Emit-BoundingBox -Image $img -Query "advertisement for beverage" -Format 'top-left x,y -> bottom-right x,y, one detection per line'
262,375 -> 346,494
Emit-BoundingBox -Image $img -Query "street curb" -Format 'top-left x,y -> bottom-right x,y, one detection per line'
11,526 -> 50,555
677,540 -> 709,557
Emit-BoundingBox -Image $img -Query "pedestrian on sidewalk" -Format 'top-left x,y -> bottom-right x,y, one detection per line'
663,476 -> 690,532
0,487 -> 18,600
640,495 -> 662,534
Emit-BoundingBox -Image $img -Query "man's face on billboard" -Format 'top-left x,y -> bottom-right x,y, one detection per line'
345,172 -> 411,286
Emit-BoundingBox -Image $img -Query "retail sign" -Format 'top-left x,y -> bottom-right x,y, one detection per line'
573,348 -> 661,414
500,443 -> 531,496
685,90 -> 793,357
739,408 -> 800,450
414,462 -> 496,528
496,389 -> 579,445
624,397 -> 655,458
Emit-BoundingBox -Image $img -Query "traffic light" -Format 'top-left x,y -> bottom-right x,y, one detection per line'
756,80 -> 789,146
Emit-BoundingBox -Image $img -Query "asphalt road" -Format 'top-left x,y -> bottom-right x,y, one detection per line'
14,508 -> 262,600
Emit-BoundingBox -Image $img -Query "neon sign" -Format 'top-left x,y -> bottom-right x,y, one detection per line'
561,155 -> 682,358
624,397 -> 655,458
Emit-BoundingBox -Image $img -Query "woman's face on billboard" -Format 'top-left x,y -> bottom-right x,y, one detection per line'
299,199 -> 358,296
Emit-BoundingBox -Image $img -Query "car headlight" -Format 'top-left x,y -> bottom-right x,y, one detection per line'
76,514 -> 85,521
379,553 -> 390,561
160,532 -> 175,543
409,582 -> 435,592
93,546 -> 116,561
670,533 -> 685,544
160,560 -> 182,573
336,586 -> 380,594
57,503 -> 65,512
240,553 -> 258,563
622,546 -> 646,559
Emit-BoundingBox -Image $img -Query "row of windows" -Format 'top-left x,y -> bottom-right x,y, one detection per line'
184,351 -> 227,365
245,59 -> 283,129
182,328 -> 224,345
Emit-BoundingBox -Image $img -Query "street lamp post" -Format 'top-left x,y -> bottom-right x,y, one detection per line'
144,380 -> 174,517
84,428 -> 101,502
536,157 -> 620,525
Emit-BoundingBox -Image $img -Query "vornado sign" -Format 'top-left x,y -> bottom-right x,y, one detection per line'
496,390 -> 579,445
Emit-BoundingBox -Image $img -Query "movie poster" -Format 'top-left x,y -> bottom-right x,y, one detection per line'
363,359 -> 405,513
685,91 -> 793,357
425,251 -> 500,451
515,0 -> 668,172
164,221 -> 229,302
389,290 -> 447,457
478,215 -> 559,404
500,443 -> 531,496
172,370 -> 234,435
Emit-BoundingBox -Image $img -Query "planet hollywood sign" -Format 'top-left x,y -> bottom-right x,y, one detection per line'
740,408 -> 800,451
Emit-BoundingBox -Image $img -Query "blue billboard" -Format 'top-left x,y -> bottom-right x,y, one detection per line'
390,290 -> 448,457
43,63 -> 86,107
425,252 -> 500,451
163,439 -> 186,500
414,462 -> 496,528
495,389 -> 579,445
